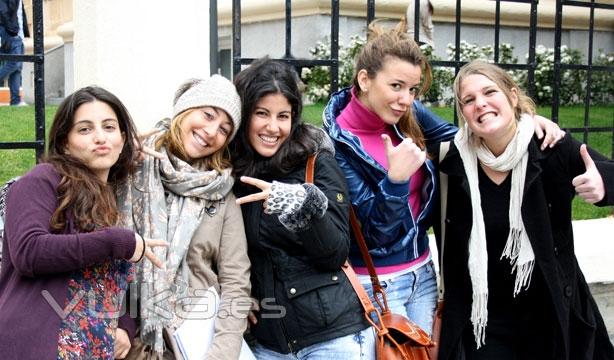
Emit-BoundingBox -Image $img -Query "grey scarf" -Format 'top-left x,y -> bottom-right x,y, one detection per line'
118,120 -> 234,354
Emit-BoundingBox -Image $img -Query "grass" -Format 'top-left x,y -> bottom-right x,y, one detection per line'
0,105 -> 57,182
302,101 -> 613,220
0,103 -> 612,219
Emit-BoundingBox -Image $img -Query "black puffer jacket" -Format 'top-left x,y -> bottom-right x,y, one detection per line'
238,150 -> 369,354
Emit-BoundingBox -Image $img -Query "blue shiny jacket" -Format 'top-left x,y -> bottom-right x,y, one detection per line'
323,87 -> 457,267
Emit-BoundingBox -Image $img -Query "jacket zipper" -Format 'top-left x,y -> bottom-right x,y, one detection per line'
265,251 -> 295,353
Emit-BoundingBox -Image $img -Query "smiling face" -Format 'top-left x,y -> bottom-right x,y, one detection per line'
247,93 -> 292,158
459,73 -> 519,145
65,100 -> 126,182
357,56 -> 422,126
179,106 -> 233,160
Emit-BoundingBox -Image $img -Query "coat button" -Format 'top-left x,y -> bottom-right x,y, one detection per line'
289,288 -> 297,295
331,275 -> 338,281
445,218 -> 451,224
553,246 -> 559,255
564,285 -> 572,297
292,340 -> 298,345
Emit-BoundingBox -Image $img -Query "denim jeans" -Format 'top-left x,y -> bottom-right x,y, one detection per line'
360,260 -> 438,336
251,327 -> 376,359
0,28 -> 24,105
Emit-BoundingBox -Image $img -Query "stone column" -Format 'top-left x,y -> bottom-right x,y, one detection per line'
73,0 -> 211,130
57,22 -> 74,96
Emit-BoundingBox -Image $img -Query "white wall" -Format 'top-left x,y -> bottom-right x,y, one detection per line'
73,0 -> 211,130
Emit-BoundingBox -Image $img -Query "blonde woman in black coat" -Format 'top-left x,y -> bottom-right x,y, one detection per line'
436,60 -> 614,360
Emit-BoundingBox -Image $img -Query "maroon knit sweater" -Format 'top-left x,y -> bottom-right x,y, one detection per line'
0,163 -> 136,359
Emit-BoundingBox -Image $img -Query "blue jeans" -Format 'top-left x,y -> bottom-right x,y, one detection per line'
360,261 -> 437,336
251,327 -> 376,359
0,28 -> 24,105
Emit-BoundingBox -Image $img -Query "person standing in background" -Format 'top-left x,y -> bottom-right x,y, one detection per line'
406,0 -> 434,47
0,0 -> 28,106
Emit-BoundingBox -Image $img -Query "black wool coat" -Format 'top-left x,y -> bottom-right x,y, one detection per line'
433,134 -> 614,360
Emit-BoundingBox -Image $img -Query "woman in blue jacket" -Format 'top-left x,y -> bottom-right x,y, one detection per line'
322,20 -> 563,335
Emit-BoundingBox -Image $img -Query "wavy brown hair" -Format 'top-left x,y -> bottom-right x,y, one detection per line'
46,86 -> 138,232
352,19 -> 432,149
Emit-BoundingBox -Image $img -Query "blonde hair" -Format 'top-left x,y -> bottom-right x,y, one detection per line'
155,108 -> 233,172
352,19 -> 432,149
453,60 -> 535,127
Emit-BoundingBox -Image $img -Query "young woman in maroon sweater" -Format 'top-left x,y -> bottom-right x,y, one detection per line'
0,86 -> 165,360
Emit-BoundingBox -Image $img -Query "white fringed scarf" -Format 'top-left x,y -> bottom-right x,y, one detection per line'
453,114 -> 536,348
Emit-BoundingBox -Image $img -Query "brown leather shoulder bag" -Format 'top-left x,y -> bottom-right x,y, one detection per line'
305,154 -> 434,360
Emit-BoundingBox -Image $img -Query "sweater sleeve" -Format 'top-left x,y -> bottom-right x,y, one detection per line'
4,164 -> 136,277
413,100 -> 458,146
207,193 -> 251,360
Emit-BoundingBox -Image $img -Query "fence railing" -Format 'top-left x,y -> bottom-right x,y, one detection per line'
221,0 -> 613,159
0,0 -> 45,160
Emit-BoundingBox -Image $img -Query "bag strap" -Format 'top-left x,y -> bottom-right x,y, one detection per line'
438,141 -> 450,302
305,153 -> 316,184
348,207 -> 390,313
304,154 -> 388,331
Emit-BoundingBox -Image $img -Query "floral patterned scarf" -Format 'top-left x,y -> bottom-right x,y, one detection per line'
117,120 -> 234,354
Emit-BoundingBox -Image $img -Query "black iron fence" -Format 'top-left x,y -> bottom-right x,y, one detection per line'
0,0 -> 45,160
222,0 -> 613,159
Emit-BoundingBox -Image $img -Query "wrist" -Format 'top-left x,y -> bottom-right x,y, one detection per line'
382,176 -> 410,197
135,236 -> 146,262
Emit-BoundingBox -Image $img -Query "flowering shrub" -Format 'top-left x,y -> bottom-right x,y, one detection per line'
520,45 -> 584,105
590,50 -> 614,105
302,37 -> 612,106
446,41 -> 516,64
420,44 -> 454,104
301,35 -> 365,102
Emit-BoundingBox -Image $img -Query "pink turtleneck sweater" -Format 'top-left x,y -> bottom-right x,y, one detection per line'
337,88 -> 428,275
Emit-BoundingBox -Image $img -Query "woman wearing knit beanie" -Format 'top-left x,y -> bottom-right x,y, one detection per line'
231,58 -> 376,359
118,74 -> 252,360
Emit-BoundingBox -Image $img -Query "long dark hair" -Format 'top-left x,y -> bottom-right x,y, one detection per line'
46,86 -> 138,232
231,58 -> 319,182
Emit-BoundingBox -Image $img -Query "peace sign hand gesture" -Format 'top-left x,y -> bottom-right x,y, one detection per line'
133,128 -> 165,164
235,176 -> 273,208
382,134 -> 426,183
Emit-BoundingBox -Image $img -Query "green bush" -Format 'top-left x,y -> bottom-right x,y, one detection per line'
301,37 -> 613,107
300,35 -> 365,103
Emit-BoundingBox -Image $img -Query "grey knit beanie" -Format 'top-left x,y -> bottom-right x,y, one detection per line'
172,74 -> 242,140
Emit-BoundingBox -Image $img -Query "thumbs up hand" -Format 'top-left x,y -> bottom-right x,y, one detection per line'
382,134 -> 426,183
572,144 -> 605,204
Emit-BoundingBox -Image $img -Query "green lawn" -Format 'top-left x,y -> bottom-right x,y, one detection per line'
0,105 -> 57,182
0,103 -> 612,219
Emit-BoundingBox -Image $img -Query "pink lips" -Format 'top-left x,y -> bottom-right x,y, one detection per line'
93,146 -> 111,155
391,108 -> 406,118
